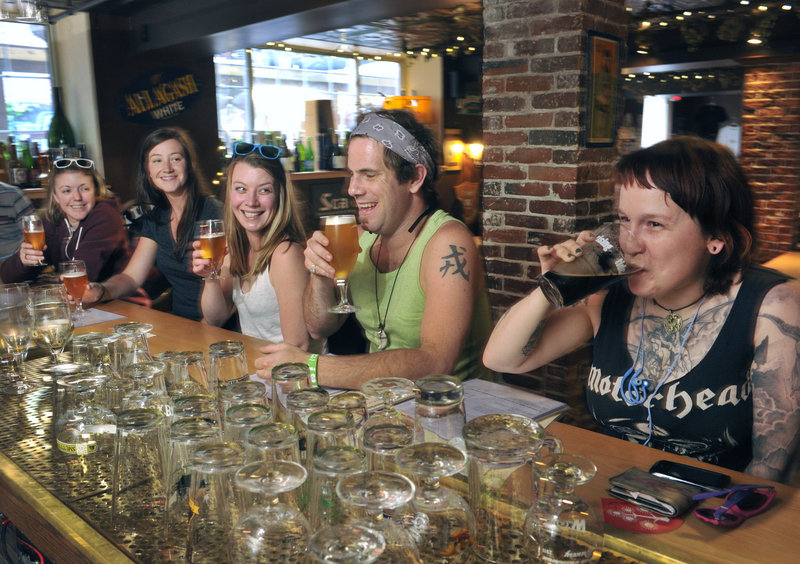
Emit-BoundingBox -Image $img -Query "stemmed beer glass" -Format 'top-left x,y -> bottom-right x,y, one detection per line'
195,219 -> 226,279
22,214 -> 46,265
322,214 -> 361,313
59,259 -> 89,316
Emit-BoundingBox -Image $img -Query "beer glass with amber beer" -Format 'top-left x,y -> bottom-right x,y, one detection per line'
22,214 -> 46,265
59,260 -> 89,316
322,214 -> 361,313
196,219 -> 226,279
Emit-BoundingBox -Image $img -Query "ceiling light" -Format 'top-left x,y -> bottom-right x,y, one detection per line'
758,5 -> 768,10
456,36 -> 465,41
747,32 -> 763,44
740,1 -> 750,5
683,11 -> 692,16
640,20 -> 651,29
782,4 -> 792,10
676,16 -> 684,21
659,21 -> 668,26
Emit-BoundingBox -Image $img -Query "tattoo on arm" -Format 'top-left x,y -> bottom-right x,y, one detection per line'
522,320 -> 545,357
439,245 -> 470,281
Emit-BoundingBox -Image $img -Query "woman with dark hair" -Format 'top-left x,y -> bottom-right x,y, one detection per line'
483,136 -> 800,482
83,127 -> 222,320
1,158 -> 129,283
191,143 -> 321,351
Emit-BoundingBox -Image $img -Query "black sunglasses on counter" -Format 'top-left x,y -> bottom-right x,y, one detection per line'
233,142 -> 281,160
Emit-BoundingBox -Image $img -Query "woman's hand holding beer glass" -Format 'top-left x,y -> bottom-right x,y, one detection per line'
306,214 -> 361,313
193,219 -> 227,280
20,214 -> 46,266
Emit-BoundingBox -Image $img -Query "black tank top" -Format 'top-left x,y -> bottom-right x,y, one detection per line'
587,266 -> 789,471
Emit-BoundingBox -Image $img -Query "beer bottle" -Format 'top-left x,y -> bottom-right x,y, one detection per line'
304,136 -> 315,171
20,140 -> 34,187
295,137 -> 306,173
8,143 -> 27,187
29,142 -> 42,187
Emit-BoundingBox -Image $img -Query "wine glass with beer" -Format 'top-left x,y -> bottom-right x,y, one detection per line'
22,214 -> 46,265
322,214 -> 361,313
196,219 -> 226,279
59,260 -> 89,316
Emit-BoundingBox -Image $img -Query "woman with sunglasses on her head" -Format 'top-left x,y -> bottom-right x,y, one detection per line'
0,158 -> 130,283
191,142 -> 321,351
83,127 -> 222,321
483,137 -> 800,483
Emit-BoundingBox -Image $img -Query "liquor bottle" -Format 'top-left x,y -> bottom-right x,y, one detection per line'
8,143 -> 27,187
34,142 -> 50,186
304,136 -> 315,171
331,131 -> 346,170
279,135 -> 293,172
29,142 -> 42,187
47,87 -> 76,151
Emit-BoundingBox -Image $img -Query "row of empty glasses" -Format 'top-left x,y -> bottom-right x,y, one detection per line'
3,301 -> 604,563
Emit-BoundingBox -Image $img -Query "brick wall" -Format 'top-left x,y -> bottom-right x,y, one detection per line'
741,60 -> 800,262
481,0 -> 626,426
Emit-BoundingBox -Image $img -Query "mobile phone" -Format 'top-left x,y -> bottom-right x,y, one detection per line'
649,460 -> 731,491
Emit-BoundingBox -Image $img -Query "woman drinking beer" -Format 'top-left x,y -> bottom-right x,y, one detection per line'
191,142 -> 321,351
83,127 -> 222,321
483,136 -> 800,483
1,158 -> 130,284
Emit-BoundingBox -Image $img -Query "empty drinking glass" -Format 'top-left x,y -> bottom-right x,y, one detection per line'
245,422 -> 301,464
209,340 -> 248,395
306,408 -> 358,473
308,446 -> 366,530
414,375 -> 466,450
271,362 -> 311,424
221,379 -> 268,413
224,402 -> 272,443
307,523 -> 385,564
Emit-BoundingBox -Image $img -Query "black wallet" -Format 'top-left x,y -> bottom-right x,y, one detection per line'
607,467 -> 703,517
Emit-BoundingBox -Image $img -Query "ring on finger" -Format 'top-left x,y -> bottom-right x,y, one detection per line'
310,264 -> 316,275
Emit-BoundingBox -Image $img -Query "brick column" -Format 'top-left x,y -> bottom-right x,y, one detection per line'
481,0 -> 627,425
740,60 -> 800,260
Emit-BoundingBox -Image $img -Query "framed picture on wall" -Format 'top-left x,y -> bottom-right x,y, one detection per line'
586,31 -> 620,147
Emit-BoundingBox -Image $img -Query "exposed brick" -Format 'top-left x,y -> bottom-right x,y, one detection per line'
528,129 -> 579,146
484,196 -> 528,212
506,75 -> 554,92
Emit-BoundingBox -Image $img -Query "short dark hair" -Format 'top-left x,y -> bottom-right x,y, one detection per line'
352,109 -> 440,208
135,127 -> 212,258
614,135 -> 754,295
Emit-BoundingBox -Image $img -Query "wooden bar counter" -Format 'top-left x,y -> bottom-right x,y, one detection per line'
0,301 -> 798,563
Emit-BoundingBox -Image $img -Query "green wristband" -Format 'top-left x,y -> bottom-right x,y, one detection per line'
307,354 -> 319,387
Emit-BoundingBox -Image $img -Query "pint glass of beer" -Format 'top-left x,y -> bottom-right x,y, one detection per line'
22,214 -> 46,265
322,214 -> 361,313
195,219 -> 226,279
59,260 -> 89,316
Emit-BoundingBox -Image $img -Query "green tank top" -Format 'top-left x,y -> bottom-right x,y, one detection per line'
349,209 -> 491,381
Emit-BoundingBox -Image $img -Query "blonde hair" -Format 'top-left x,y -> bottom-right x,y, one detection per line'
224,152 -> 306,278
43,164 -> 110,224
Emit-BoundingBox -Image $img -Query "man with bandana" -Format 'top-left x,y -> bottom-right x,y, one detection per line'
255,109 -> 491,389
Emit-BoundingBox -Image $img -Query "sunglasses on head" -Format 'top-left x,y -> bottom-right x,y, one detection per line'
54,158 -> 95,169
233,142 -> 281,160
693,484 -> 775,528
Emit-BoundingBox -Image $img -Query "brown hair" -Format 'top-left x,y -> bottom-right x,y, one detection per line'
614,135 -> 754,295
224,152 -> 306,278
43,164 -> 110,224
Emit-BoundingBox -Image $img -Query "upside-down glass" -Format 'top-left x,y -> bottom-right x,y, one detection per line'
111,408 -> 169,537
271,362 -> 311,424
308,446 -> 366,530
286,387 -> 330,465
224,402 -> 272,443
323,214 -> 361,313
306,408 -> 358,471
307,523 -> 386,564
246,422 -> 301,464
231,460 -> 311,562
177,350 -> 211,393
336,471 -> 420,563
525,454 -> 603,564
209,339 -> 248,396
0,354 -> 27,395
59,259 -> 88,316
362,414 -> 415,473
111,322 -> 153,370
394,442 -> 475,563
186,442 -> 246,562
195,219 -> 226,280
537,221 -> 641,309
414,374 -> 466,450
221,379 -> 267,414
463,414 -> 563,563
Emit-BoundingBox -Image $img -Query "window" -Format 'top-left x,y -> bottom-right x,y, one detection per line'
0,21 -> 53,147
214,47 -> 401,150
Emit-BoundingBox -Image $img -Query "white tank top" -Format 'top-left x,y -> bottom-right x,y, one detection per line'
232,268 -> 326,354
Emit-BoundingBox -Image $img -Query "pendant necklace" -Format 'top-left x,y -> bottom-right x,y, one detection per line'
652,293 -> 707,334
373,208 -> 431,350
